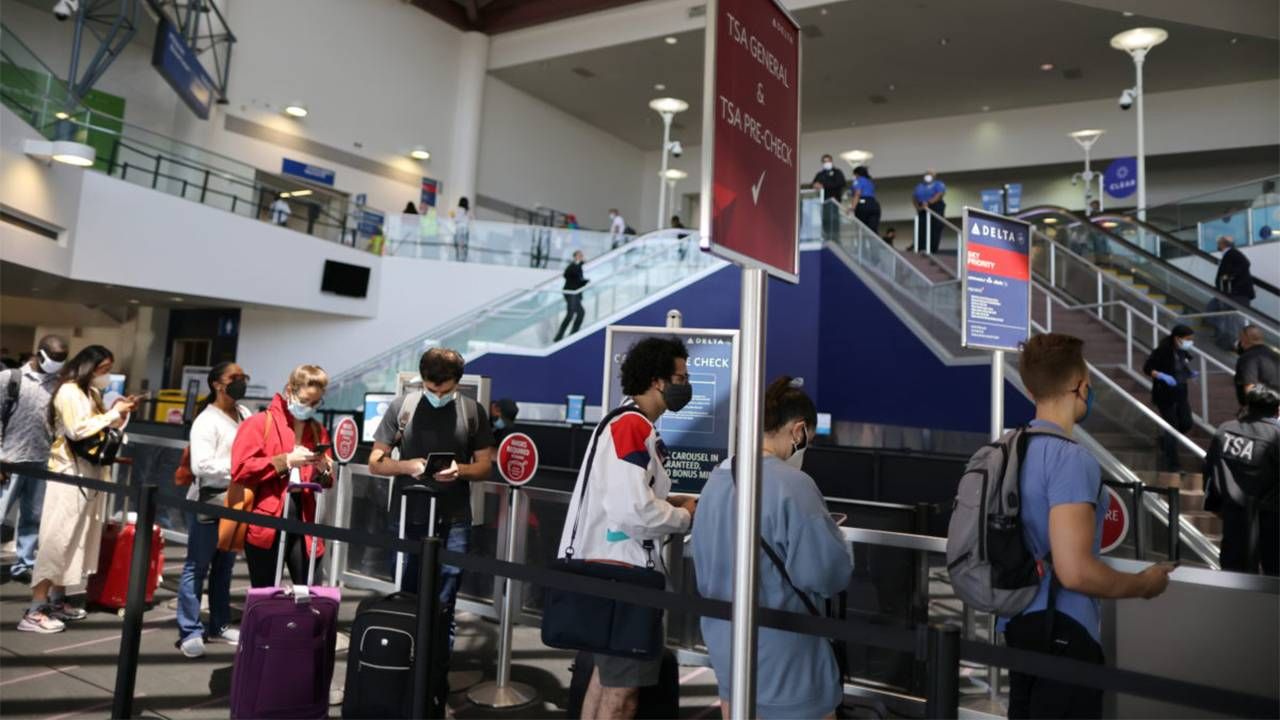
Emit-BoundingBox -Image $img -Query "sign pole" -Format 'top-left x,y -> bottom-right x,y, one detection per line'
730,266 -> 767,720
990,351 -> 1004,442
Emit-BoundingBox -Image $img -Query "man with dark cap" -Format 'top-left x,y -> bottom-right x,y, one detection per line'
490,398 -> 519,442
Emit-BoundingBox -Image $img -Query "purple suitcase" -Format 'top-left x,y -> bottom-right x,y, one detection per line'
230,482 -> 342,719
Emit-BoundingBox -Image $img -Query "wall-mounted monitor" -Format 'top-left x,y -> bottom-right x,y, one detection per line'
363,393 -> 396,443
565,394 -> 586,425
815,412 -> 833,437
321,260 -> 371,298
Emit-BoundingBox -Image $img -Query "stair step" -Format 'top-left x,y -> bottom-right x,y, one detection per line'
1183,510 -> 1222,536
1178,489 -> 1205,513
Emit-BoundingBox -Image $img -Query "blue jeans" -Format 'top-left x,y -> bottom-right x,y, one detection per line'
398,520 -> 469,651
0,467 -> 46,574
177,512 -> 236,642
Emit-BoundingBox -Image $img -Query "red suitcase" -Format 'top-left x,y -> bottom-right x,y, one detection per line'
86,519 -> 164,609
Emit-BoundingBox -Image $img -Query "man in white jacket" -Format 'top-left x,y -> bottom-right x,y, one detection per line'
557,336 -> 699,719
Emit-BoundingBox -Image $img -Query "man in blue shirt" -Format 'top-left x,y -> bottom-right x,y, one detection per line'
912,169 -> 946,253
1003,333 -> 1173,719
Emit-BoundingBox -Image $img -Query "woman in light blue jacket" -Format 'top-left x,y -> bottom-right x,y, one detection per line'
692,376 -> 853,719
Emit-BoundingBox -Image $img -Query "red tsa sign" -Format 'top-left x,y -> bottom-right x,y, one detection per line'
1100,485 -> 1130,554
700,0 -> 801,282
497,433 -> 539,486
333,416 -> 359,464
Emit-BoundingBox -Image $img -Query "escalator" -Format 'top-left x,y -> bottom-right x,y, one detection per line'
325,230 -> 719,409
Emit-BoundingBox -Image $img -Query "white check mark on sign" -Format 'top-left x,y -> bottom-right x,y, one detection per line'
751,171 -> 766,204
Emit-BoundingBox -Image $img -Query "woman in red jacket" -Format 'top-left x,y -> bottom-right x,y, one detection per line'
231,364 -> 335,588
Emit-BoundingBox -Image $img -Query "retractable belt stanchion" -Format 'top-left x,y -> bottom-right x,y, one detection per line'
467,485 -> 537,708
412,535 -> 444,719
925,624 -> 961,719
112,479 -> 157,720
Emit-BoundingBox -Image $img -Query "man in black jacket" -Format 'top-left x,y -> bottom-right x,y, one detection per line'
555,250 -> 589,341
1215,235 -> 1256,305
811,154 -> 846,242
1236,325 -> 1280,406
1204,384 -> 1280,575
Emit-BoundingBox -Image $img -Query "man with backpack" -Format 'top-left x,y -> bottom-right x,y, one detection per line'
948,333 -> 1172,719
0,335 -> 68,583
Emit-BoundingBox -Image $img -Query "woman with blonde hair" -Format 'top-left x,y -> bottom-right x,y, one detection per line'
20,345 -> 138,634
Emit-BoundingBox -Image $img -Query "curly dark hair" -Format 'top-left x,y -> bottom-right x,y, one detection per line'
420,348 -> 465,384
620,337 -> 688,396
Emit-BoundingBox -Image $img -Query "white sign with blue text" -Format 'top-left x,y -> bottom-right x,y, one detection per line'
961,207 -> 1033,353
603,325 -> 739,493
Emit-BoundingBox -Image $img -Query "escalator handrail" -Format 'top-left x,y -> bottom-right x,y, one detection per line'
1018,205 -> 1280,323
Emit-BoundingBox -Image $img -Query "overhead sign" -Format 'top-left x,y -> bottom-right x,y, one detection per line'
497,433 -> 539,486
1103,157 -> 1137,199
151,18 -> 216,120
357,208 -> 385,237
1100,485 -> 1130,554
700,0 -> 801,282
282,158 -> 336,187
421,177 -> 440,208
604,326 -> 739,493
980,189 -> 1004,214
1005,183 -> 1023,213
333,416 -> 359,463
961,207 -> 1033,352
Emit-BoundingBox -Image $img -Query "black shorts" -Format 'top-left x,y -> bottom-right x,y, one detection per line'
1004,611 -> 1104,719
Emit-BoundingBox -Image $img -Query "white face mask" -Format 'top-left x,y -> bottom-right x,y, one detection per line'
785,427 -> 810,470
91,374 -> 110,390
822,161 -> 833,171
1180,339 -> 1195,351
923,174 -> 934,183
38,349 -> 64,375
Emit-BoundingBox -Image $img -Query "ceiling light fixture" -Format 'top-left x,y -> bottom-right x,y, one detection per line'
664,36 -> 678,45
170,297 -> 184,302
284,104 -> 308,118
840,149 -> 873,168
288,189 -> 312,198
939,37 -> 950,46
654,83 -> 666,91
981,105 -> 991,112
1043,217 -> 1059,224
128,299 -> 140,304
661,168 -> 688,180
1122,10 -> 1134,17
1040,62 -> 1055,71
410,147 -> 431,160
55,111 -> 70,120
887,83 -> 897,92
24,139 -> 96,167
1101,221 -> 1118,228
1229,37 -> 1239,45
1110,27 -> 1168,53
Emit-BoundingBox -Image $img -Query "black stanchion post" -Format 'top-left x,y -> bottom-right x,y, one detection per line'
412,535 -> 443,719
924,624 -> 960,720
1167,487 -> 1180,562
111,483 -> 158,720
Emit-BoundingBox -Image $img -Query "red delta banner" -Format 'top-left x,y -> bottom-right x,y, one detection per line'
701,0 -> 801,282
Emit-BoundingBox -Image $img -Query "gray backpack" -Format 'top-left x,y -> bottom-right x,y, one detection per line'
946,425 -> 1073,616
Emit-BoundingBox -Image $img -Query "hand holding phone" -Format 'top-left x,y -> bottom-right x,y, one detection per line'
424,453 -> 457,481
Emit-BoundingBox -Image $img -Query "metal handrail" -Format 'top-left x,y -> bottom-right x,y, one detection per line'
834,208 -> 959,290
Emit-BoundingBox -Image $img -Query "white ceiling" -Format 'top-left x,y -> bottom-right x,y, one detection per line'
489,0 -> 1280,149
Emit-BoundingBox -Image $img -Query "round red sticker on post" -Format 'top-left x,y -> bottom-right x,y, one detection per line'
1100,485 -> 1130,554
497,433 -> 538,486
333,416 -> 359,464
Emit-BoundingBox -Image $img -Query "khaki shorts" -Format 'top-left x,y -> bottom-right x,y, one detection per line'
596,653 -> 662,688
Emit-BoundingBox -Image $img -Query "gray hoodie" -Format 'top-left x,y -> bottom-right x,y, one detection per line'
692,455 -> 852,718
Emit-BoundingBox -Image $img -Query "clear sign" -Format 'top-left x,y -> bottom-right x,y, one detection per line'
497,433 -> 539,486
961,207 -> 1033,352
700,0 -> 801,282
1103,157 -> 1137,199
333,415 -> 359,463
603,326 -> 739,493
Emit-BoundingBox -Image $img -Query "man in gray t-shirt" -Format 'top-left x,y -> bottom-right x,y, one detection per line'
0,336 -> 68,581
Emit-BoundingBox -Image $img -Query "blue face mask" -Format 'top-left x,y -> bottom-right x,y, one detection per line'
425,390 -> 454,409
1077,384 -> 1095,424
288,395 -> 316,421
493,417 -> 507,430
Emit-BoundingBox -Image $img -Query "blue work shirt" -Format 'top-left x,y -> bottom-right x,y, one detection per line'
998,419 -> 1106,644
913,180 -> 946,204
852,175 -> 876,199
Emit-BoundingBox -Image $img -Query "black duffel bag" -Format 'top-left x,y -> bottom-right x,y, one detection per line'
541,406 -> 666,660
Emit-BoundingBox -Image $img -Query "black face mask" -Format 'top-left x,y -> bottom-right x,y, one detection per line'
1235,341 -> 1245,355
662,381 -> 693,413
226,378 -> 248,400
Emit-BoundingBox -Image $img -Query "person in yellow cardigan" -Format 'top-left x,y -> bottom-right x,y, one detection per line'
19,345 -> 138,634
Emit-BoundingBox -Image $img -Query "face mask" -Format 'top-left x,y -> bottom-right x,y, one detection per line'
425,390 -> 455,409
91,374 -> 111,390
1234,341 -> 1244,355
1076,384 -> 1095,424
923,174 -> 934,183
1179,339 -> 1195,351
38,350 -> 64,375
226,378 -> 248,400
493,417 -> 507,430
786,428 -> 809,470
822,162 -> 833,171
287,395 -> 316,420
662,381 -> 693,413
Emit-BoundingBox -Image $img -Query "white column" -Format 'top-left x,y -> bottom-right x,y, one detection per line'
449,31 -> 489,209
1134,50 -> 1147,223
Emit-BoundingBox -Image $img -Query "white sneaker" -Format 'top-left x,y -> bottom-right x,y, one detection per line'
47,602 -> 87,622
207,626 -> 240,645
180,634 -> 206,658
17,609 -> 65,634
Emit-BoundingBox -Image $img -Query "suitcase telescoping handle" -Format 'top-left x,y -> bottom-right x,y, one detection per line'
102,457 -> 136,525
274,471 -> 325,598
393,485 -> 437,590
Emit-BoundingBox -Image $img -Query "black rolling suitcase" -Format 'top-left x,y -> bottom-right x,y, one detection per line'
566,650 -> 679,719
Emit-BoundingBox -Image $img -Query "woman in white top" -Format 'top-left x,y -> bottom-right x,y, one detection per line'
453,196 -> 471,261
176,362 -> 251,658
21,345 -> 138,634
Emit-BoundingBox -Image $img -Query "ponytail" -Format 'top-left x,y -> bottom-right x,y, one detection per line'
197,361 -> 236,415
762,376 -> 817,433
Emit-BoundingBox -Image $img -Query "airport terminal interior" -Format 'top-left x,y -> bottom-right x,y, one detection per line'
0,0 -> 1278,718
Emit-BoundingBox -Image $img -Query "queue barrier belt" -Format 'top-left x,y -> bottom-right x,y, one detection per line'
11,465 -> 1278,719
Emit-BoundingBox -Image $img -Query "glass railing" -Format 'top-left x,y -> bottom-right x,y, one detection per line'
1019,207 -> 1280,328
383,214 -> 631,266
325,231 -> 721,409
1140,174 -> 1280,244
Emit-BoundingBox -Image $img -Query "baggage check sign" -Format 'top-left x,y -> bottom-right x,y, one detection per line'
961,207 -> 1033,352
700,0 -> 801,282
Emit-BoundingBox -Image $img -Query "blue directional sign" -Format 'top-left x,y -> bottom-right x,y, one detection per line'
282,158 -> 336,186
962,207 -> 1033,352
151,18 -> 217,120
980,189 -> 1004,214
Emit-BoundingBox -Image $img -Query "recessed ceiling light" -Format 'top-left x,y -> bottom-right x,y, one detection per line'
55,111 -> 70,120
170,297 -> 184,302
128,299 -> 140,304
1043,217 -> 1059,224
981,105 -> 991,111
664,36 -> 678,45
1101,221 -> 1118,228
1122,11 -> 1134,17
939,37 -> 950,46
410,147 -> 431,160
654,83 -> 666,91
288,189 -> 312,197
1229,37 -> 1239,45
887,83 -> 897,92
284,104 -> 308,118
849,121 -> 857,126
1040,62 -> 1055,71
